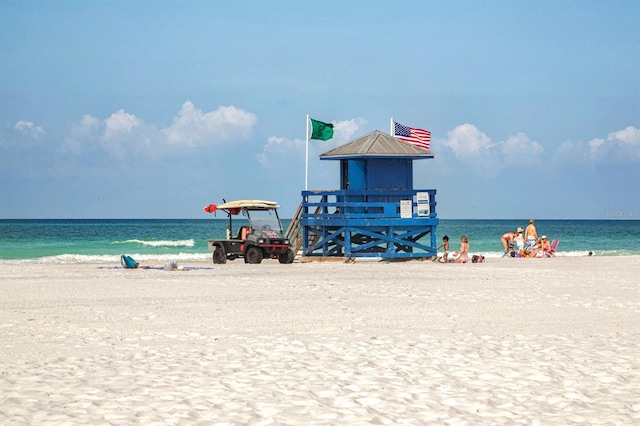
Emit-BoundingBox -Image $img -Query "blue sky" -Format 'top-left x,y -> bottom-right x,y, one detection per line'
1,0 -> 638,219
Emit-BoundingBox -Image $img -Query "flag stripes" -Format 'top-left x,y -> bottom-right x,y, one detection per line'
393,121 -> 431,150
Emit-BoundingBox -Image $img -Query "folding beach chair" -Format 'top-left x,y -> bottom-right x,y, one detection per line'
546,239 -> 560,257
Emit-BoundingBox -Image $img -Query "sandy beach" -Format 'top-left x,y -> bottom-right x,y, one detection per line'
1,256 -> 639,425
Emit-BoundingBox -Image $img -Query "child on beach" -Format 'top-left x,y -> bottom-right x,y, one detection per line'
433,235 -> 450,263
451,236 -> 470,263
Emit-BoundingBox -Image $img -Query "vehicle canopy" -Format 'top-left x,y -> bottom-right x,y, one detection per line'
204,200 -> 280,215
204,199 -> 285,237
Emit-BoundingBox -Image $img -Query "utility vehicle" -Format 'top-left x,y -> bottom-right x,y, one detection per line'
204,200 -> 294,264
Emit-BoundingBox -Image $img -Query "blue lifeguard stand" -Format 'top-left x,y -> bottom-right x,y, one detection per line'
299,130 -> 438,259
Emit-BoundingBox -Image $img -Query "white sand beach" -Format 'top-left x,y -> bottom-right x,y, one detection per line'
1,256 -> 639,425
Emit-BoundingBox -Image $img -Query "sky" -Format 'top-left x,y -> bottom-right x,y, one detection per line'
1,0 -> 639,219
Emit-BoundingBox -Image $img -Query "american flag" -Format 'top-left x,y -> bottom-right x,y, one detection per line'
393,121 -> 431,151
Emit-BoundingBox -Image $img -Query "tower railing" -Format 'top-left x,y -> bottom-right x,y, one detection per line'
301,189 -> 437,221
299,189 -> 439,259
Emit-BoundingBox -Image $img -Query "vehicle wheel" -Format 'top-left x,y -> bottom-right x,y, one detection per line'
278,249 -> 294,264
245,246 -> 263,264
212,246 -> 227,264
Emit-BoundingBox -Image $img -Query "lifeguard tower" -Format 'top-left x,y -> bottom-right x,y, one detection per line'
292,130 -> 438,260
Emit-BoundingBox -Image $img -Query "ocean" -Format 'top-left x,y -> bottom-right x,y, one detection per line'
1,219 -> 638,264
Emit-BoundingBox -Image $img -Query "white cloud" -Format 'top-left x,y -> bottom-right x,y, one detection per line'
60,101 -> 258,161
103,109 -> 140,140
80,114 -> 100,129
501,132 -> 544,166
333,118 -> 365,141
256,118 -> 367,169
609,126 -> 640,145
600,126 -> 640,163
588,138 -> 605,152
97,110 -> 144,159
0,120 -> 46,147
162,101 -> 257,146
61,115 -> 100,156
257,136 -> 303,167
444,124 -> 494,159
555,126 -> 640,165
440,124 -> 545,176
61,111 -> 143,160
15,120 -> 46,139
441,124 -> 499,175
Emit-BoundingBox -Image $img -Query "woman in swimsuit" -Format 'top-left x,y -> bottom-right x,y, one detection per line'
501,227 -> 523,256
528,235 -> 551,258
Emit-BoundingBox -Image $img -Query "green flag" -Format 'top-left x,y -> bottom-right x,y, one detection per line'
309,118 -> 334,141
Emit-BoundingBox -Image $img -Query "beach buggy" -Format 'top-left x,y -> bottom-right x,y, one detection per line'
203,200 -> 294,264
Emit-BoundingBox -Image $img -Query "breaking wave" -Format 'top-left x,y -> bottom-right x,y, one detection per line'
115,239 -> 196,247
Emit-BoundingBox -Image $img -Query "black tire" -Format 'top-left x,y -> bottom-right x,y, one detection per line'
245,246 -> 263,264
212,246 -> 227,264
278,249 -> 294,264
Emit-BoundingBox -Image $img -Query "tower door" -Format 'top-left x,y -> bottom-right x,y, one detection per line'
341,159 -> 366,190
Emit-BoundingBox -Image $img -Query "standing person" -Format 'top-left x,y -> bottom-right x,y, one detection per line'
525,237 -> 542,257
501,227 -> 523,257
525,219 -> 538,250
452,235 -> 470,263
433,235 -> 450,263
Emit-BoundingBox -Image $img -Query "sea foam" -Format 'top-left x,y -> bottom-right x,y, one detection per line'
115,239 -> 196,247
0,252 -> 210,265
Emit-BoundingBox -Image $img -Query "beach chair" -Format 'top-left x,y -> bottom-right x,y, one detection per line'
546,239 -> 560,257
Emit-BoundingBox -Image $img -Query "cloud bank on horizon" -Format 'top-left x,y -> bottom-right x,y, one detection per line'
2,101 -> 638,218
6,106 -> 638,168
5,102 -> 639,169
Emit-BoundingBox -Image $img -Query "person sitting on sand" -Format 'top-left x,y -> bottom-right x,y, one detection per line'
433,235 -> 450,263
527,236 -> 550,258
540,236 -> 552,256
501,227 -> 523,257
451,235 -> 470,263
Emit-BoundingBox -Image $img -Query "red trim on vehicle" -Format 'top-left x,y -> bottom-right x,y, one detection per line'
260,244 -> 291,250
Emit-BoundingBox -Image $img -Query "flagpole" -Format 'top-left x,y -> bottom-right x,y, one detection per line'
390,117 -> 394,137
305,114 -> 309,191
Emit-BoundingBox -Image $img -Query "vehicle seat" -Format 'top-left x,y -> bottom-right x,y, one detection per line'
237,226 -> 251,240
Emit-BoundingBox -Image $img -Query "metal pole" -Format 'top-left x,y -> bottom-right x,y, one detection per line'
305,114 -> 309,190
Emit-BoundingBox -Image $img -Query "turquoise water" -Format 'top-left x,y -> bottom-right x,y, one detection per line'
0,219 -> 638,263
